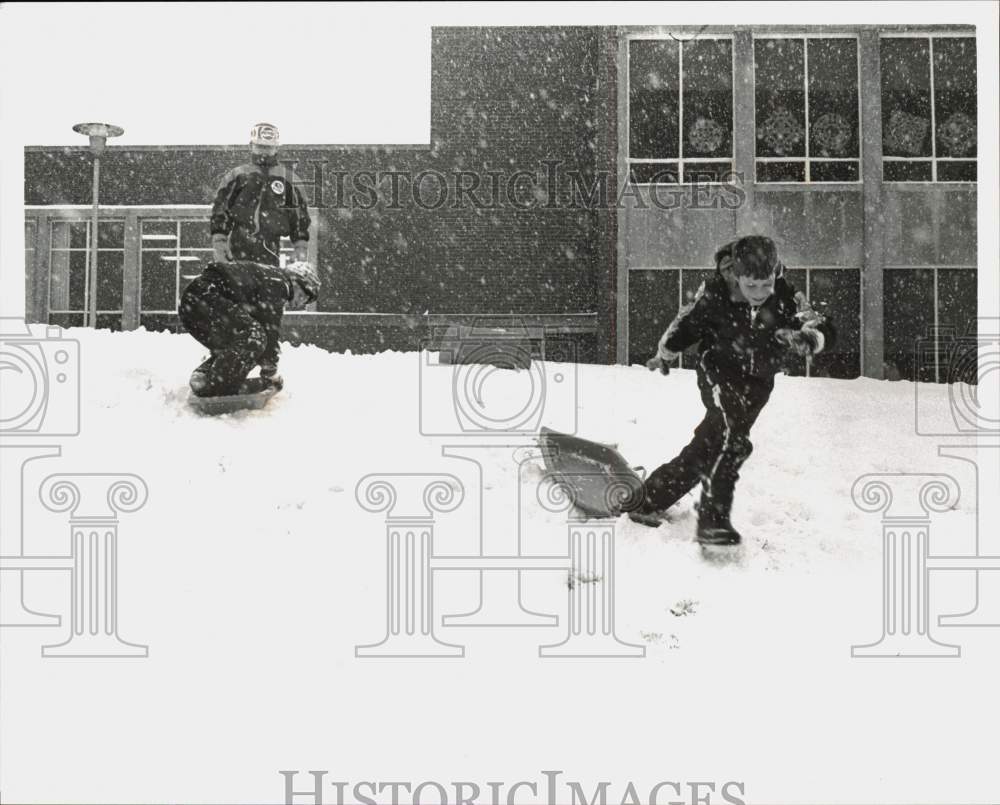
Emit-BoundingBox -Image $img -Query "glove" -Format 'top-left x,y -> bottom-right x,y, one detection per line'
775,328 -> 822,357
260,362 -> 279,379
646,355 -> 670,375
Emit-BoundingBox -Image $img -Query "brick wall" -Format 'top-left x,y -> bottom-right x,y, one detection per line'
24,26 -> 614,359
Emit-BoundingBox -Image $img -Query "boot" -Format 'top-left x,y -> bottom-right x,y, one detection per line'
238,375 -> 283,395
696,507 -> 742,546
189,355 -> 216,397
627,499 -> 668,528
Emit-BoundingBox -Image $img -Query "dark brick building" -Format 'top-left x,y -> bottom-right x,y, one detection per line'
24,25 -> 978,381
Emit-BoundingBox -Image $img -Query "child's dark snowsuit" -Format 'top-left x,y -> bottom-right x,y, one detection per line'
178,261 -> 296,397
643,243 -> 836,524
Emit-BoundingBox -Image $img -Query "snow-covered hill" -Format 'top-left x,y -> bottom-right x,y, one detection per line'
2,327 -> 996,805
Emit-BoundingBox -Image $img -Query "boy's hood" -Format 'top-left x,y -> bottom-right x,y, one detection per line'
713,239 -> 785,304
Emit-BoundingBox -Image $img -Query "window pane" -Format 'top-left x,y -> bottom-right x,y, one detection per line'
49,313 -> 85,329
808,38 -> 859,158
937,189 -> 977,264
628,269 -> 679,367
936,161 -> 976,182
68,251 -> 88,310
884,268 -> 935,382
95,314 -> 122,332
49,250 -> 73,310
180,220 -> 211,249
682,39 -> 733,158
880,38 -> 932,157
933,38 -> 976,158
810,161 -> 859,182
883,161 -> 932,182
97,221 -> 124,249
97,251 -> 123,310
69,222 -> 89,249
809,269 -> 861,379
936,270 -> 978,376
629,40 -> 680,160
755,38 -> 806,158
630,163 -> 679,184
681,162 -> 733,183
141,254 -> 178,311
141,219 -> 179,249
757,162 -> 806,183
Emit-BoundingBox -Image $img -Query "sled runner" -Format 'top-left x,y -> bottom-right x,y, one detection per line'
188,386 -> 279,416
537,427 -> 646,519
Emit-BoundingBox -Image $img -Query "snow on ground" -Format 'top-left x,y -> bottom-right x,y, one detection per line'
2,327 -> 996,805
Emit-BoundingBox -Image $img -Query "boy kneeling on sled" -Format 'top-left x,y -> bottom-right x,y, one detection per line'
178,260 -> 320,397
635,235 -> 836,546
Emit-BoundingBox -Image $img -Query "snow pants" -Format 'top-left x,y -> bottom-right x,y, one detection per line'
643,368 -> 774,520
178,275 -> 267,396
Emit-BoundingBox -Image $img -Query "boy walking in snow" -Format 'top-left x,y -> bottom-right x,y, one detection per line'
635,235 -> 836,546
178,260 -> 319,397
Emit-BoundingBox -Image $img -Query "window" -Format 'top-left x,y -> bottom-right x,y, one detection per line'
880,35 -> 976,182
139,217 -> 319,330
48,220 -> 125,330
628,37 -> 734,184
754,36 -> 861,183
140,219 -> 213,313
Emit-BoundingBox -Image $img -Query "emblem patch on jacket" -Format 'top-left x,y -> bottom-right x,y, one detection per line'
270,179 -> 285,195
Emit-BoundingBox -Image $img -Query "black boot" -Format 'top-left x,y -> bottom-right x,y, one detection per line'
696,507 -> 742,546
627,499 -> 669,528
189,354 -> 217,397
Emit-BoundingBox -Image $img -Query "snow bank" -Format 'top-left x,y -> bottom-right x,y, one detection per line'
1,327 -> 990,804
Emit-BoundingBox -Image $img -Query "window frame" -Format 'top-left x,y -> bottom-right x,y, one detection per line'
46,217 -> 127,321
878,31 -> 978,184
626,33 -> 737,186
751,32 -> 863,185
25,205 -> 319,330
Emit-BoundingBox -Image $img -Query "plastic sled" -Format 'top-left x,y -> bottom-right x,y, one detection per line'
188,387 -> 279,415
537,427 -> 646,518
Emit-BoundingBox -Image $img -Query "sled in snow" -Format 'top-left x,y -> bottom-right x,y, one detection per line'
537,427 -> 646,519
188,387 -> 279,416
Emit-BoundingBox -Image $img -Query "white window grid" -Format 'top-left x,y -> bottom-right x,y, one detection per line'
752,33 -> 863,184
139,217 -> 311,315
47,219 -> 125,317
879,32 -> 977,184
626,34 -> 737,186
